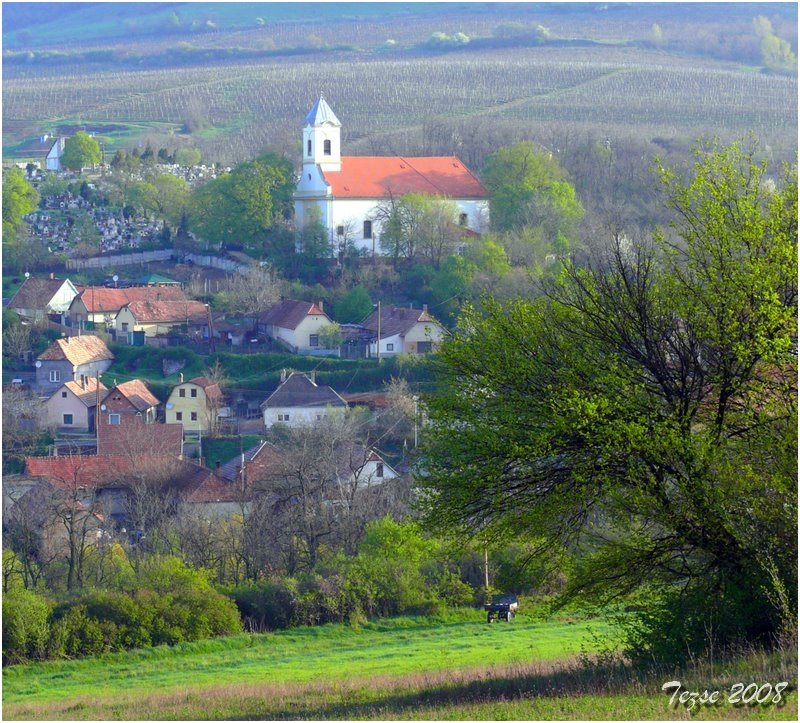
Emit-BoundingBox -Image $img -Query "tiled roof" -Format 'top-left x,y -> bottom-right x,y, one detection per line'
105,379 -> 160,410
360,305 -> 441,339
57,378 -> 108,407
323,156 -> 488,199
75,285 -> 187,314
305,96 -> 341,126
259,299 -> 328,330
97,423 -> 183,457
216,441 -> 283,483
261,372 -> 347,410
122,299 -> 208,323
37,335 -> 114,366
9,277 -> 74,311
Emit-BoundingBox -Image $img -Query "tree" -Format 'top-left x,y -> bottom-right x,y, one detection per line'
129,174 -> 189,228
422,140 -> 797,661
189,153 -> 294,251
333,285 -> 373,324
225,263 -> 282,331
482,142 -> 584,240
318,322 -> 344,350
174,147 -> 202,166
3,168 -> 39,269
61,132 -> 102,170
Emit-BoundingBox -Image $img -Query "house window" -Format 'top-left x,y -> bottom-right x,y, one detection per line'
307,139 -> 312,156
176,412 -> 183,421
316,414 -> 322,420
324,139 -> 331,156
121,322 -> 129,332
459,213 -> 468,226
363,220 -> 372,239
309,334 -> 319,347
191,388 -> 197,398
49,370 -> 61,382
386,343 -> 394,351
179,389 -> 185,397
108,413 -> 120,425
62,391 -> 68,398
63,414 -> 74,425
336,225 -> 344,236
417,341 -> 433,353
278,413 -> 290,422
376,462 -> 384,478
190,412 -> 198,421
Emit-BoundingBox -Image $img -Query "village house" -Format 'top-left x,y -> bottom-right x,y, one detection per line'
258,299 -> 333,353
35,335 -> 114,395
114,299 -> 209,342
8,275 -> 80,322
65,285 -> 188,332
360,304 -> 447,357
44,377 -> 108,433
165,376 -> 227,434
261,370 -> 347,429
293,96 -> 489,253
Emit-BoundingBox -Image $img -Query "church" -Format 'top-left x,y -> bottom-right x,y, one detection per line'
293,97 -> 489,255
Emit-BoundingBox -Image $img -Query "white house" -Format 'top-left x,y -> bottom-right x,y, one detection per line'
261,371 -> 347,429
8,275 -> 80,322
360,304 -> 448,357
293,96 -> 490,254
258,299 -> 333,353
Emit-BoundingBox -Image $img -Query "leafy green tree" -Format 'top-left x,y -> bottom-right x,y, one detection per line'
2,168 -> 39,245
422,140 -> 797,660
188,153 -> 294,251
61,132 -> 102,170
129,174 -> 190,228
174,147 -> 202,166
318,322 -> 344,349
482,142 -> 584,240
333,285 -> 373,323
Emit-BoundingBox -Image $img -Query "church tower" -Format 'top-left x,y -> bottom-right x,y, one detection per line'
302,95 -> 341,172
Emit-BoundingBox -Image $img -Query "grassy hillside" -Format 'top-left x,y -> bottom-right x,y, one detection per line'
4,611 -> 795,720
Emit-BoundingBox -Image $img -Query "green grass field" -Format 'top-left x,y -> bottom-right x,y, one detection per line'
3,611 -> 795,720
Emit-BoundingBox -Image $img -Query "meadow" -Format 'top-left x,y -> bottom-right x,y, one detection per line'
3,611 -> 795,720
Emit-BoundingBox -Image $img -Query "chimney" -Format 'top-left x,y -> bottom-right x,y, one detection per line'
422,304 -> 428,314
318,300 -> 324,312
50,272 -> 55,280
215,460 -> 221,471
180,373 -> 184,383
280,369 -> 287,383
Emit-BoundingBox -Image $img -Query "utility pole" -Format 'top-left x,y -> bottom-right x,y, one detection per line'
95,371 -> 101,450
376,300 -> 381,364
206,303 -> 215,353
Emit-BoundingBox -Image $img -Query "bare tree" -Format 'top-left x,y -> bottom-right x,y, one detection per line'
226,263 -> 283,331
2,387 -> 51,471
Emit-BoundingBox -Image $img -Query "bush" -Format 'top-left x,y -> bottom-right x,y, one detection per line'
2,587 -> 51,663
230,577 -> 300,631
50,605 -> 107,658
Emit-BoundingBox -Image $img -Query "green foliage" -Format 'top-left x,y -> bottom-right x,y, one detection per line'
189,152 -> 294,251
2,587 -> 51,663
423,139 -> 797,660
333,284 -> 373,323
482,141 -> 583,238
2,167 -> 39,244
174,146 -> 202,166
61,131 -> 102,170
129,173 -> 190,227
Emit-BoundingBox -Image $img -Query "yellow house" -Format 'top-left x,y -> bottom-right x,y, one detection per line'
115,300 -> 208,340
165,376 -> 225,433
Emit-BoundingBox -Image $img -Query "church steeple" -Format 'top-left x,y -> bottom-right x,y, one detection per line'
303,95 -> 341,171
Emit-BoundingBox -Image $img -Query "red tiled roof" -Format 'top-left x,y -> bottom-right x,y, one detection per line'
75,285 -> 187,314
104,379 -> 160,410
97,423 -> 183,457
56,378 -> 108,407
37,335 -> 114,365
259,299 -> 329,330
122,299 -> 208,323
186,377 -> 224,403
322,156 -> 488,199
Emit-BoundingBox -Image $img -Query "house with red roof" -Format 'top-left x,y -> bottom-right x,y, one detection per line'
258,298 -> 333,353
8,274 -> 80,322
45,377 -> 108,433
35,334 -> 114,394
360,303 -> 447,357
293,97 -> 489,254
66,285 -> 188,332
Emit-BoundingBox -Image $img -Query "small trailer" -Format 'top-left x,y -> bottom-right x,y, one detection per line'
484,593 -> 519,623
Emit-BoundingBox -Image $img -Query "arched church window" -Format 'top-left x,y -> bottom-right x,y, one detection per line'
307,139 -> 312,156
363,220 -> 372,239
324,140 -> 332,156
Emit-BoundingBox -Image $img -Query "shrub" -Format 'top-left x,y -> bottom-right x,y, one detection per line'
50,605 -> 107,658
2,587 -> 51,663
230,577 -> 300,631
